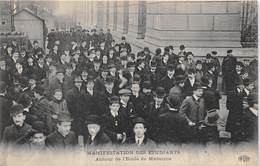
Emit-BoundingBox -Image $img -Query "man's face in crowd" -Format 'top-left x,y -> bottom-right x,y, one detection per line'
193,88 -> 203,98
74,81 -> 82,89
57,121 -> 71,137
188,73 -> 195,79
56,72 -> 64,81
131,83 -> 140,94
154,96 -> 164,105
128,66 -> 135,73
12,113 -> 26,127
7,47 -> 12,54
236,65 -> 242,73
94,62 -> 100,71
150,66 -> 156,73
13,52 -> 19,60
65,68 -> 73,76
167,69 -> 175,77
54,91 -> 63,100
105,82 -> 114,91
143,88 -> 152,94
134,123 -> 146,138
31,133 -> 46,147
15,63 -> 23,71
246,83 -> 255,92
27,58 -> 34,66
109,103 -> 120,112
0,61 -> 6,70
109,67 -> 117,76
196,64 -> 202,70
120,94 -> 130,103
87,124 -> 100,137
87,81 -> 94,90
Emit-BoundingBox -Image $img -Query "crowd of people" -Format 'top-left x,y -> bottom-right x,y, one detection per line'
0,27 -> 257,150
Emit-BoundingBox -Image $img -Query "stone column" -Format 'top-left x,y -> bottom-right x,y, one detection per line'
117,1 -> 129,34
144,1 -> 241,49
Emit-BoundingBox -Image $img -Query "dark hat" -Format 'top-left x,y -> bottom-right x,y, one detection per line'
105,75 -> 114,84
127,61 -> 135,68
143,47 -> 150,52
193,82 -> 206,90
206,53 -> 212,59
10,104 -> 24,116
187,68 -> 196,74
121,55 -> 127,61
196,60 -> 202,65
132,117 -> 146,127
150,61 -> 157,67
33,85 -> 45,95
100,65 -> 109,72
142,81 -> 152,89
175,75 -> 186,84
153,87 -> 166,98
108,63 -> 116,69
110,96 -> 120,104
243,78 -> 254,86
87,75 -> 95,82
85,115 -> 102,126
211,51 -> 217,55
0,81 -> 7,92
56,67 -> 65,74
236,61 -> 244,67
206,109 -> 219,124
57,113 -> 73,122
201,75 -> 211,86
180,44 -> 185,50
31,121 -> 47,135
118,89 -> 132,96
227,49 -> 233,54
247,93 -> 258,104
167,64 -> 175,71
73,75 -> 83,83
0,56 -> 6,62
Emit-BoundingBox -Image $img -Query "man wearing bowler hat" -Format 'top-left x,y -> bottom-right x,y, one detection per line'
45,113 -> 77,149
84,115 -> 111,147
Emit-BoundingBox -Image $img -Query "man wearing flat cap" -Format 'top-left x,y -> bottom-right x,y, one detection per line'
125,117 -> 156,148
2,104 -> 34,145
84,115 -> 111,147
45,113 -> 77,149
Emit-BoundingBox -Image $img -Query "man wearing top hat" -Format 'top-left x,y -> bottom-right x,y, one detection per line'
102,96 -> 128,144
125,117 -> 156,148
84,115 -> 111,147
2,104 -> 34,145
45,113 -> 77,149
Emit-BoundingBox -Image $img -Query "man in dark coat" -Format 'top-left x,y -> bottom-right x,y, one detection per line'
65,76 -> 87,135
2,104 -> 34,145
45,113 -> 77,149
156,96 -> 188,144
0,81 -> 12,140
183,68 -> 200,97
168,75 -> 186,109
201,76 -> 221,110
159,64 -> 176,93
222,49 -> 237,93
102,96 -> 128,144
240,93 -> 258,143
120,36 -> 132,54
125,117 -> 156,148
179,82 -> 207,142
84,115 -> 111,147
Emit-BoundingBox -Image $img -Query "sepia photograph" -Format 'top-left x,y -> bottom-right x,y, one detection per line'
0,0 -> 258,165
